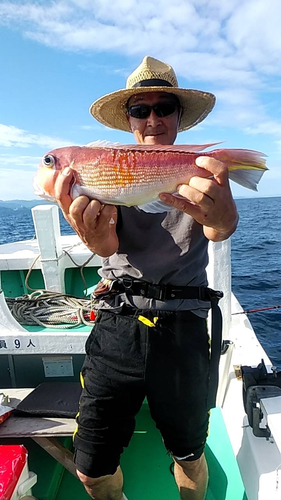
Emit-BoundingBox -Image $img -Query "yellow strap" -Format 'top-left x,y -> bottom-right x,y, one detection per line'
80,371 -> 85,389
72,412 -> 80,441
72,425 -> 78,441
138,315 -> 158,327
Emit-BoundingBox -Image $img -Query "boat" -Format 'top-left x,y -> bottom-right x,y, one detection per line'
0,203 -> 280,500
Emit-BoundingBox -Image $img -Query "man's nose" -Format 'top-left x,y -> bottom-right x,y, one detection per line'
147,110 -> 162,125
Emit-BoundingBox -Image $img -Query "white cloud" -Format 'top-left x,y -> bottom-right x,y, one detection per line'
0,0 -> 280,86
80,124 -> 107,131
245,121 -> 281,137
225,0 -> 281,74
1,1 -> 281,150
0,154 -> 40,170
0,124 -> 73,149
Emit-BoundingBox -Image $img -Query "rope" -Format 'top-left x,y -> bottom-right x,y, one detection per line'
24,248 -> 95,295
7,247 -> 97,328
232,304 -> 281,315
6,290 -> 97,329
24,255 -> 41,292
63,250 -> 95,296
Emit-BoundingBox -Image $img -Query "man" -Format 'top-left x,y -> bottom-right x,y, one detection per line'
55,56 -> 238,500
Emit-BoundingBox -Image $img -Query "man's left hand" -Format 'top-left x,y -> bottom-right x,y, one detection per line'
159,156 -> 239,242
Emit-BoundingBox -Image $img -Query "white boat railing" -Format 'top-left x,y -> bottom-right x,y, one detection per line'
31,205 -> 65,293
0,290 -> 27,333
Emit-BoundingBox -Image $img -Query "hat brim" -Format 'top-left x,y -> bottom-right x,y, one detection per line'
89,86 -> 215,133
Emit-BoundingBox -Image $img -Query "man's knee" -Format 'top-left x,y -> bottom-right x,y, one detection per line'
174,453 -> 206,473
76,469 -> 110,487
74,448 -> 120,480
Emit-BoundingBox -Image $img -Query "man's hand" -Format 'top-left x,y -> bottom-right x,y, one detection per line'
159,156 -> 239,242
55,168 -> 119,256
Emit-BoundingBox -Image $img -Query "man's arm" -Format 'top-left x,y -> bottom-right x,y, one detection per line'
54,167 -> 119,257
159,156 -> 239,242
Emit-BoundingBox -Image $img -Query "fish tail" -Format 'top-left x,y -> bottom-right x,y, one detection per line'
212,149 -> 268,191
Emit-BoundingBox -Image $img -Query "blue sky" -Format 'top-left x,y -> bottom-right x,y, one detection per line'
0,0 -> 280,200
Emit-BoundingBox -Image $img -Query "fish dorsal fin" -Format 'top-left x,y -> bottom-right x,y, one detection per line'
85,141 -> 222,152
86,140 -> 120,148
120,142 -> 223,153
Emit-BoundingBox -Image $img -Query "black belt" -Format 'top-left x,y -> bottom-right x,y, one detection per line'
94,277 -> 223,409
114,277 -> 223,302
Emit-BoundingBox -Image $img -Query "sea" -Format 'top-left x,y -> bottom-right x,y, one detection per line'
0,197 -> 280,368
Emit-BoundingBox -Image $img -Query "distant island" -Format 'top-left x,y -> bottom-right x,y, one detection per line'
0,199 -> 51,210
0,195 -> 280,215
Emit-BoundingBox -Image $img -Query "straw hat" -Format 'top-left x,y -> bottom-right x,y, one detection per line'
90,56 -> 216,133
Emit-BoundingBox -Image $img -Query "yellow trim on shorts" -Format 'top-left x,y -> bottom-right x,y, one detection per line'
80,371 -> 85,389
138,315 -> 159,327
73,412 -> 80,441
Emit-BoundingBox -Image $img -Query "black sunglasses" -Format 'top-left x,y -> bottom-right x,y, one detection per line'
127,101 -> 179,119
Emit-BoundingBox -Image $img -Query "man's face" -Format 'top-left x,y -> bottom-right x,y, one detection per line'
126,91 -> 181,145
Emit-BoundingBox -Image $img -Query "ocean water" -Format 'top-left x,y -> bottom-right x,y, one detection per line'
231,197 -> 281,369
0,197 -> 280,368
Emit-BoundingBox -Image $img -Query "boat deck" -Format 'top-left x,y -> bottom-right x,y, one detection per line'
3,407 -> 247,500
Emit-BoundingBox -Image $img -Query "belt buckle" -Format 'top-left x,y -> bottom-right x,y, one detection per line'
158,285 -> 167,301
122,277 -> 134,291
206,288 -> 224,302
146,283 -> 166,300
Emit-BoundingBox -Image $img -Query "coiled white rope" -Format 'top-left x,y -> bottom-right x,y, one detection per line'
6,290 -> 96,329
6,248 -> 97,329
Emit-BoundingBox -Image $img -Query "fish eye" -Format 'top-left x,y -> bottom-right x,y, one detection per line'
42,154 -> 55,168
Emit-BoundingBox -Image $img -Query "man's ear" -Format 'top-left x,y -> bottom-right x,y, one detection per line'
126,112 -> 133,131
177,107 -> 183,129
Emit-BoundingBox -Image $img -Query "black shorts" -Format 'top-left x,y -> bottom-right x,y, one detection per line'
73,307 -> 210,478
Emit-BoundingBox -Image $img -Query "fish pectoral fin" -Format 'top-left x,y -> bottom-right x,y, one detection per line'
70,182 -> 80,200
137,199 -> 175,213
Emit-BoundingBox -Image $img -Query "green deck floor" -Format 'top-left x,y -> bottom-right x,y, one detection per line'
27,406 -> 246,500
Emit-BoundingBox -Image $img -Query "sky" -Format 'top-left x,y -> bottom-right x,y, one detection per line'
0,0 -> 281,200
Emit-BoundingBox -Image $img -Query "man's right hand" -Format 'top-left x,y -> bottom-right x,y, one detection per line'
55,167 -> 119,257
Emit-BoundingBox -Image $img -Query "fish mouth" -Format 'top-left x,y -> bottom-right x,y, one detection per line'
33,179 -> 56,203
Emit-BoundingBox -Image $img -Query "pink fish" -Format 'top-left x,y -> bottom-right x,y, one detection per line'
34,142 -> 267,212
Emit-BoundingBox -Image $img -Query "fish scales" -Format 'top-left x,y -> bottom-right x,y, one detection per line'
34,143 -> 268,207
71,149 -> 195,205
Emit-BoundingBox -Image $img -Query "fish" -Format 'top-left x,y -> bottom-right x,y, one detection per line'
34,141 -> 268,213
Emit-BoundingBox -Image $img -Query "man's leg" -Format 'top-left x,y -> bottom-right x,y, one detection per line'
74,310 -> 145,499
145,310 -> 211,500
174,454 -> 208,500
76,466 -> 124,500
